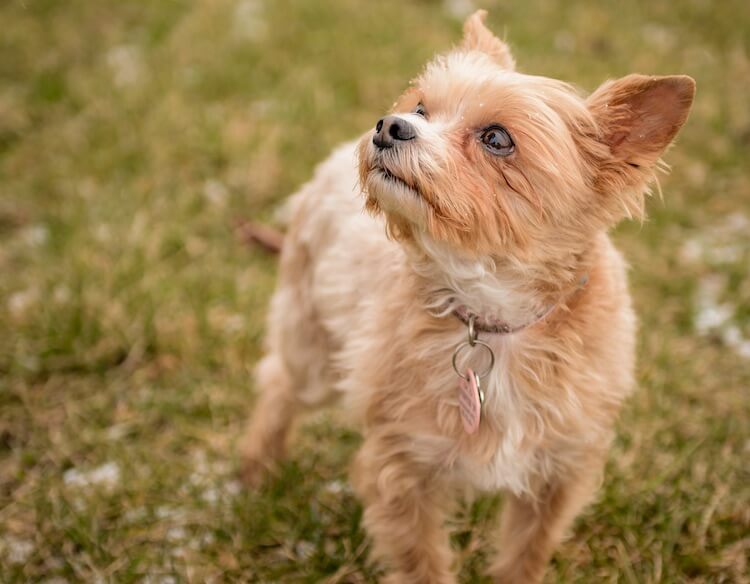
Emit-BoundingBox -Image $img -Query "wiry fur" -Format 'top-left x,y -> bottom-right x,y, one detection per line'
241,11 -> 695,583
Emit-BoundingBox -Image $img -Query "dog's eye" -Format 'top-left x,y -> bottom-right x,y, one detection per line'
413,103 -> 427,117
480,126 -> 514,156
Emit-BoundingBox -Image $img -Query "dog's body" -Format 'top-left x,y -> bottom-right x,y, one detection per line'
242,12 -> 694,583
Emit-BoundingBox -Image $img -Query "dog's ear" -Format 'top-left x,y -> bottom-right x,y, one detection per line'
585,74 -> 695,218
588,74 -> 695,169
461,10 -> 515,70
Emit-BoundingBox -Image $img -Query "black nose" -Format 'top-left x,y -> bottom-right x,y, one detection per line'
373,115 -> 416,149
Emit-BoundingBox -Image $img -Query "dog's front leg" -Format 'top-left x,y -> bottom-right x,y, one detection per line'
352,429 -> 456,584
487,464 -> 602,584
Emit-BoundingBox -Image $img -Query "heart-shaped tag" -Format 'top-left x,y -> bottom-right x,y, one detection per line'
458,367 -> 482,434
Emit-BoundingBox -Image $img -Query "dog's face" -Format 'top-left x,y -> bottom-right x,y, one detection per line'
358,11 -> 695,258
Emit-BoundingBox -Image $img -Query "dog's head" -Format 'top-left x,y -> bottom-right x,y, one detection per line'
358,11 -> 695,259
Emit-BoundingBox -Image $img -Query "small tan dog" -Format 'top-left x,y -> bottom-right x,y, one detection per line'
242,11 -> 694,583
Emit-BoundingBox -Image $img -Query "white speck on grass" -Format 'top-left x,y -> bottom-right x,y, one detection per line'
295,540 -> 316,560
193,449 -> 210,474
208,308 -> 246,336
685,161 -> 707,186
323,479 -> 350,495
106,423 -> 128,441
202,532 -> 216,547
693,274 -> 733,333
190,449 -> 216,484
142,577 -> 177,584
22,224 -> 48,246
129,212 -> 148,242
166,527 -> 187,542
724,211 -> 749,232
1,535 -> 34,565
692,267 -> 749,359
642,23 -> 676,51
696,274 -> 726,305
8,288 -> 39,319
53,285 -> 71,304
680,238 -> 703,263
723,326 -> 750,360
695,304 -> 734,333
251,98 -> 274,117
94,224 -> 112,243
680,212 -> 749,266
156,505 -> 189,521
713,244 -> 743,264
722,325 -> 743,347
203,179 -> 228,207
443,0 -> 475,19
199,479 -> 241,506
18,355 -> 40,372
106,45 -> 144,87
171,546 -> 187,559
233,0 -> 267,40
188,450 -> 241,505
123,506 -> 147,524
554,31 -> 576,52
201,486 -> 220,505
187,531 -> 216,551
63,462 -> 120,490
225,314 -> 245,334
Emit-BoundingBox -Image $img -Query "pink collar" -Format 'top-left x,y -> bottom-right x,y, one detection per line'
450,274 -> 589,335
452,302 -> 557,335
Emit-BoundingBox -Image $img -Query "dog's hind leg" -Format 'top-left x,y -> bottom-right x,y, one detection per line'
240,221 -> 337,486
240,185 -> 343,486
240,353 -> 299,487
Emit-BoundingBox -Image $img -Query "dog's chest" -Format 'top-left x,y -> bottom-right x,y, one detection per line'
451,360 -> 551,496
458,434 -> 547,496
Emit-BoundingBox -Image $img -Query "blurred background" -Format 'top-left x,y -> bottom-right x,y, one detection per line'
1,0 -> 748,581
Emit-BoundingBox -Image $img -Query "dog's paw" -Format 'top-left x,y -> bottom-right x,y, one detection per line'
486,565 -> 544,584
238,454 -> 273,489
381,572 -> 456,584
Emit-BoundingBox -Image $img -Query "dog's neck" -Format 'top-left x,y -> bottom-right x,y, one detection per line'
408,231 -> 594,330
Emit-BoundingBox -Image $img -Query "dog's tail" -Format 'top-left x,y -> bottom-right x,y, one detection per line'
238,193 -> 302,254
237,221 -> 284,254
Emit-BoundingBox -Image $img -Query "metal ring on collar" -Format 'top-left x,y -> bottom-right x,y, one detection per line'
451,340 -> 495,380
467,314 -> 477,346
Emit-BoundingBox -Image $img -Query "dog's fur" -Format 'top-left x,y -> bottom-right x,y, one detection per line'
241,11 -> 695,583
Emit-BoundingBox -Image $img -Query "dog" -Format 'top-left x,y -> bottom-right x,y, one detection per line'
241,11 -> 695,583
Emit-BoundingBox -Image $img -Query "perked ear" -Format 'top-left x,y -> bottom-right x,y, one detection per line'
587,74 -> 696,168
461,10 -> 515,70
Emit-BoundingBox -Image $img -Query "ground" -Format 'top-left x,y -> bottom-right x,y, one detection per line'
1,0 -> 749,582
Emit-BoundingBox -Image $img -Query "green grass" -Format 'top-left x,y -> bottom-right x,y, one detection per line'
1,0 -> 749,581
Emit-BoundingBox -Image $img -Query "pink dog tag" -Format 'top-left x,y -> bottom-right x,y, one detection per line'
458,368 -> 483,434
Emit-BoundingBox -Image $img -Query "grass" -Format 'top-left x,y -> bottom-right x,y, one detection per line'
1,0 -> 748,581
